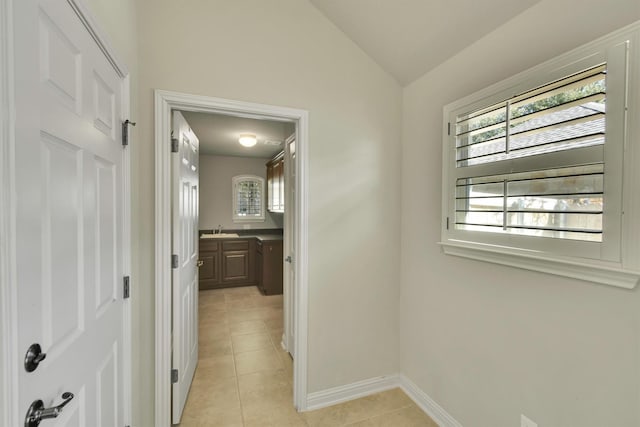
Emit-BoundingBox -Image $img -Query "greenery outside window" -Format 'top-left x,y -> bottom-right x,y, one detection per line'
232,175 -> 265,223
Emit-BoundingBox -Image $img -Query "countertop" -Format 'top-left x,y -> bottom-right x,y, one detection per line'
200,232 -> 283,242
248,234 -> 283,242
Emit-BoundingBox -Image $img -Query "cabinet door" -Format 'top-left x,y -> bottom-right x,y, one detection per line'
273,160 -> 282,211
222,250 -> 250,282
278,158 -> 285,212
199,254 -> 215,279
266,163 -> 274,211
267,153 -> 285,213
198,251 -> 220,288
262,241 -> 283,295
256,245 -> 264,292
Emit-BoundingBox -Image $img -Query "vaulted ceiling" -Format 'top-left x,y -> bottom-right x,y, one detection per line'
184,1 -> 543,155
309,0 -> 542,85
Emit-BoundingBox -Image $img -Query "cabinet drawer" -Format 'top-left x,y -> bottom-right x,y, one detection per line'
199,239 -> 220,252
222,240 -> 249,251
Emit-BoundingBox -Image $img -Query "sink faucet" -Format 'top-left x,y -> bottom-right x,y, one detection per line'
217,224 -> 223,234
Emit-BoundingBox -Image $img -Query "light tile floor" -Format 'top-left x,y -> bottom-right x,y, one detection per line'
179,286 -> 437,427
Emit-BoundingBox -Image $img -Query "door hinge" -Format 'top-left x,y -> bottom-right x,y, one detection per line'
171,138 -> 179,153
123,276 -> 130,299
122,119 -> 136,146
447,122 -> 451,136
171,369 -> 179,383
446,217 -> 450,230
172,254 -> 179,269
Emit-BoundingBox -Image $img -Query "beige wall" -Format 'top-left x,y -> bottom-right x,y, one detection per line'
400,1 -> 640,426
134,0 -> 403,424
199,155 -> 283,230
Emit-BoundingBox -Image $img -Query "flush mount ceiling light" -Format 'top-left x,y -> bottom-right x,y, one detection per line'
238,134 -> 257,147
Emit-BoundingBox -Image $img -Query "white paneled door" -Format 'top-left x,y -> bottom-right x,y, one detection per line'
171,111 -> 199,424
11,0 -> 129,426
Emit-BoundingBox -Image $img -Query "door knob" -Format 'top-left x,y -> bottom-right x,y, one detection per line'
24,392 -> 74,427
24,343 -> 46,372
197,260 -> 204,267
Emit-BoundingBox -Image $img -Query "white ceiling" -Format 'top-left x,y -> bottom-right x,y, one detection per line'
181,111 -> 295,158
309,0 -> 541,85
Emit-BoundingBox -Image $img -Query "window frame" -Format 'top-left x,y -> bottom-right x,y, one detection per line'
232,174 -> 265,223
440,22 -> 640,289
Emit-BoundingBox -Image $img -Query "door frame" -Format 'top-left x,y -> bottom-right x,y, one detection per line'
283,132 -> 296,356
0,0 -> 133,426
153,90 -> 310,426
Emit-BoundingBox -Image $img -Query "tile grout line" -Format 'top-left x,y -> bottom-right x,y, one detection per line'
226,294 -> 247,427
229,338 -> 247,426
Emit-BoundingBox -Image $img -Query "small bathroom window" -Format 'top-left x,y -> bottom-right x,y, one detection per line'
232,175 -> 265,222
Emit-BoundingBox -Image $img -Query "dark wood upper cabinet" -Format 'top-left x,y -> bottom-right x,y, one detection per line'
266,152 -> 285,213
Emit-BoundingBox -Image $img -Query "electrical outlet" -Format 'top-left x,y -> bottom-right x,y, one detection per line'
521,414 -> 537,427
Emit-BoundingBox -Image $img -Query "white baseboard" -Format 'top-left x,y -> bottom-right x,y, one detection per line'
399,374 -> 463,427
306,374 -> 400,411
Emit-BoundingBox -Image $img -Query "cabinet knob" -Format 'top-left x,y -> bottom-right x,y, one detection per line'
197,260 -> 204,267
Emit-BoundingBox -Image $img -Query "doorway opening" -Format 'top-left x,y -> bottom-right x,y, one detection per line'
153,91 -> 309,426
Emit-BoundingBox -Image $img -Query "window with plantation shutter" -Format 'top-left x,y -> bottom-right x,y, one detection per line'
441,23 -> 640,289
232,175 -> 265,222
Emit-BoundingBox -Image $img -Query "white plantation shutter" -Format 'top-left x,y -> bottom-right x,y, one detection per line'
452,64 -> 609,244
236,180 -> 262,215
232,175 -> 265,222
455,65 -> 606,168
455,164 -> 604,241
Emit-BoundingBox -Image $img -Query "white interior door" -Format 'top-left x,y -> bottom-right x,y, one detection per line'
283,133 -> 296,357
171,111 -> 200,424
12,0 -> 128,425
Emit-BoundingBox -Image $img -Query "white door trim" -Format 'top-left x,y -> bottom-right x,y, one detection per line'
154,89 -> 310,426
0,0 -> 133,425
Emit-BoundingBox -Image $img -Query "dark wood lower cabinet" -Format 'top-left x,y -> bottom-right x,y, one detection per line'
198,240 -> 221,290
256,243 -> 263,290
198,238 -> 257,290
199,253 -> 219,282
222,250 -> 249,282
256,240 -> 283,295
198,237 -> 281,293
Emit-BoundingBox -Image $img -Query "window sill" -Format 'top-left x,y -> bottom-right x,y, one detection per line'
232,217 -> 266,223
439,240 -> 639,289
